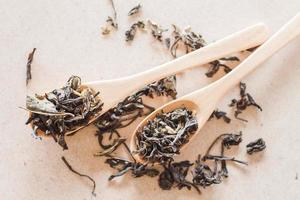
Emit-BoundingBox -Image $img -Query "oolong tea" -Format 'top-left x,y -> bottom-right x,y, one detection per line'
134,107 -> 198,163
25,76 -> 103,149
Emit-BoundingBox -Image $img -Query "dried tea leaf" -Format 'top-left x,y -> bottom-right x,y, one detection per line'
101,0 -> 118,35
128,3 -> 142,16
246,138 -> 266,154
26,48 -> 36,85
209,109 -> 231,123
148,20 -> 167,42
125,21 -> 145,41
229,82 -> 262,122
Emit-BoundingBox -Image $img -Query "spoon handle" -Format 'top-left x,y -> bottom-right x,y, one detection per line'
124,23 -> 269,90
204,13 -> 300,101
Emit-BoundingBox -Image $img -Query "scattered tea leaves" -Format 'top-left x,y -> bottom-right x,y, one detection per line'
106,157 -> 159,180
105,142 -> 159,180
246,138 -> 266,154
170,25 -> 206,58
159,160 -> 200,193
61,156 -> 96,196
192,155 -> 221,188
26,48 -> 36,85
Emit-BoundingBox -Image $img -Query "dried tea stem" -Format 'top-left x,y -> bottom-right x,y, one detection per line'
61,156 -> 96,196
26,48 -> 36,85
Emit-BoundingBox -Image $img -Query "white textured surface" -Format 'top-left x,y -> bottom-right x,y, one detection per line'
0,0 -> 300,199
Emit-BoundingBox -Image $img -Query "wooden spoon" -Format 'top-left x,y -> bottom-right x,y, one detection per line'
34,23 -> 269,136
130,13 -> 300,164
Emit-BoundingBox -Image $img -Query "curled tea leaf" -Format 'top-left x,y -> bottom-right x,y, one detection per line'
159,160 -> 200,193
246,138 -> 266,154
209,109 -> 231,123
148,20 -> 167,42
229,82 -> 262,122
125,21 -> 145,41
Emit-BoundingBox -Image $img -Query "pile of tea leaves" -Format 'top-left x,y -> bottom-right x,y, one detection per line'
94,75 -> 177,149
25,76 -> 103,149
134,107 -> 198,163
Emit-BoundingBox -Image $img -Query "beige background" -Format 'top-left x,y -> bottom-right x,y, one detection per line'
0,0 -> 300,199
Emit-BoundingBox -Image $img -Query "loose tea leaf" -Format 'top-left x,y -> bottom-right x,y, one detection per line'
26,48 -> 36,85
106,157 -> 159,180
170,25 -> 206,58
148,20 -> 167,42
229,82 -> 262,122
205,57 -> 240,77
134,107 -> 198,163
105,142 -> 159,180
209,109 -> 231,123
128,3 -> 142,16
192,155 -> 221,188
61,156 -> 96,196
246,138 -> 266,154
168,25 -> 240,77
125,21 -> 145,41
101,0 -> 118,35
198,132 -> 246,183
25,76 -> 103,149
159,160 -> 200,193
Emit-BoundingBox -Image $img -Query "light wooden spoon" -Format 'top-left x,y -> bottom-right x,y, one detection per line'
35,23 -> 269,136
130,13 -> 300,164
